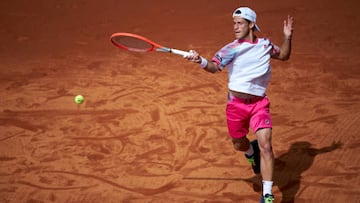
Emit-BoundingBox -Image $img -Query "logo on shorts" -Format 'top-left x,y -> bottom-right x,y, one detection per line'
264,119 -> 270,125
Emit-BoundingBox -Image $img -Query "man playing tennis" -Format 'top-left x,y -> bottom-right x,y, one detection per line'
186,7 -> 293,203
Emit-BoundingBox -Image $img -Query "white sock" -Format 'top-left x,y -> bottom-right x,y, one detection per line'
262,180 -> 273,196
245,144 -> 254,156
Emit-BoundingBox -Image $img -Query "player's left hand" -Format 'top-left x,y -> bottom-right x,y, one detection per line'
283,15 -> 294,39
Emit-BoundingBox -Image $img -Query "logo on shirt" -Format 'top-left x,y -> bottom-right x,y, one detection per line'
215,54 -> 223,63
264,42 -> 272,49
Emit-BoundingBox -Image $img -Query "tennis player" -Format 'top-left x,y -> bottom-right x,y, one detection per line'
186,7 -> 293,203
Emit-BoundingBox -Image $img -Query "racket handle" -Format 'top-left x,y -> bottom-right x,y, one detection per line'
170,48 -> 191,57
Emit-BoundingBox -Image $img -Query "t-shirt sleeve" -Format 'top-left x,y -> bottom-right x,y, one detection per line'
211,43 -> 236,70
270,43 -> 281,56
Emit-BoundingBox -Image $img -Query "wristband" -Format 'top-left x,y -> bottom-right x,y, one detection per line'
199,57 -> 208,68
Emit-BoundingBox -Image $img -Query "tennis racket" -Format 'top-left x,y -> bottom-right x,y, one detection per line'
110,32 -> 191,57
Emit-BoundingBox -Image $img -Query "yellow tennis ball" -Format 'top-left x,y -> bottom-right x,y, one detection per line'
74,95 -> 84,104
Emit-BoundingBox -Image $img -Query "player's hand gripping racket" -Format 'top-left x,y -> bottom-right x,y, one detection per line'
110,32 -> 191,57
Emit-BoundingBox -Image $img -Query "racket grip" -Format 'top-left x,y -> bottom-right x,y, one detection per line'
170,49 -> 191,57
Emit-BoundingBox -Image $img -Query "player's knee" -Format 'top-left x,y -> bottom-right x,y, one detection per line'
256,128 -> 273,154
232,137 -> 250,151
258,141 -> 273,156
261,145 -> 272,154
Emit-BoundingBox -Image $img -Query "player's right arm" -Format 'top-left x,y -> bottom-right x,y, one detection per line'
185,50 -> 221,73
203,61 -> 221,73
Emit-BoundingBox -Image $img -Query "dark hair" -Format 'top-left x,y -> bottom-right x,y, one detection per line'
244,19 -> 256,30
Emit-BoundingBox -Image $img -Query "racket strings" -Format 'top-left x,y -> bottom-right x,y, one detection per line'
112,36 -> 153,52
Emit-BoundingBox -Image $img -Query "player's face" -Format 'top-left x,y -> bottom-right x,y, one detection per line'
233,16 -> 253,40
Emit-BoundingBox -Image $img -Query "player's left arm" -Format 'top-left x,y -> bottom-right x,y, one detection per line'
272,15 -> 294,61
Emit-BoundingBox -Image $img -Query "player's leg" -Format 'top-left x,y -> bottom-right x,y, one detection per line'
250,96 -> 274,202
231,136 -> 261,174
232,136 -> 250,151
226,94 -> 260,174
256,128 -> 274,184
257,128 -> 275,202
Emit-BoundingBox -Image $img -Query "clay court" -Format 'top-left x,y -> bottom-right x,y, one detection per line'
1,0 -> 359,202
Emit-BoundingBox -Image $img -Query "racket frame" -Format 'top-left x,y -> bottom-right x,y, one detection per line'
110,32 -> 190,57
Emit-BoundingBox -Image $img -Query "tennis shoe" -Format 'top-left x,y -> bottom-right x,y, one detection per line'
245,140 -> 260,174
260,194 -> 274,203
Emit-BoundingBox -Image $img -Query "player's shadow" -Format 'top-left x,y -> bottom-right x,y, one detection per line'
246,140 -> 342,203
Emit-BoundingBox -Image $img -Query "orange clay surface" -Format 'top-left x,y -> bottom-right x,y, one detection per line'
0,0 -> 359,202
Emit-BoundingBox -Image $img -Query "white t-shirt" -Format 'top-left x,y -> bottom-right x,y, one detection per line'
212,38 -> 280,96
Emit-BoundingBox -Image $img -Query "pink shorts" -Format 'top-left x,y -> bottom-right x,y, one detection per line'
226,94 -> 272,138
